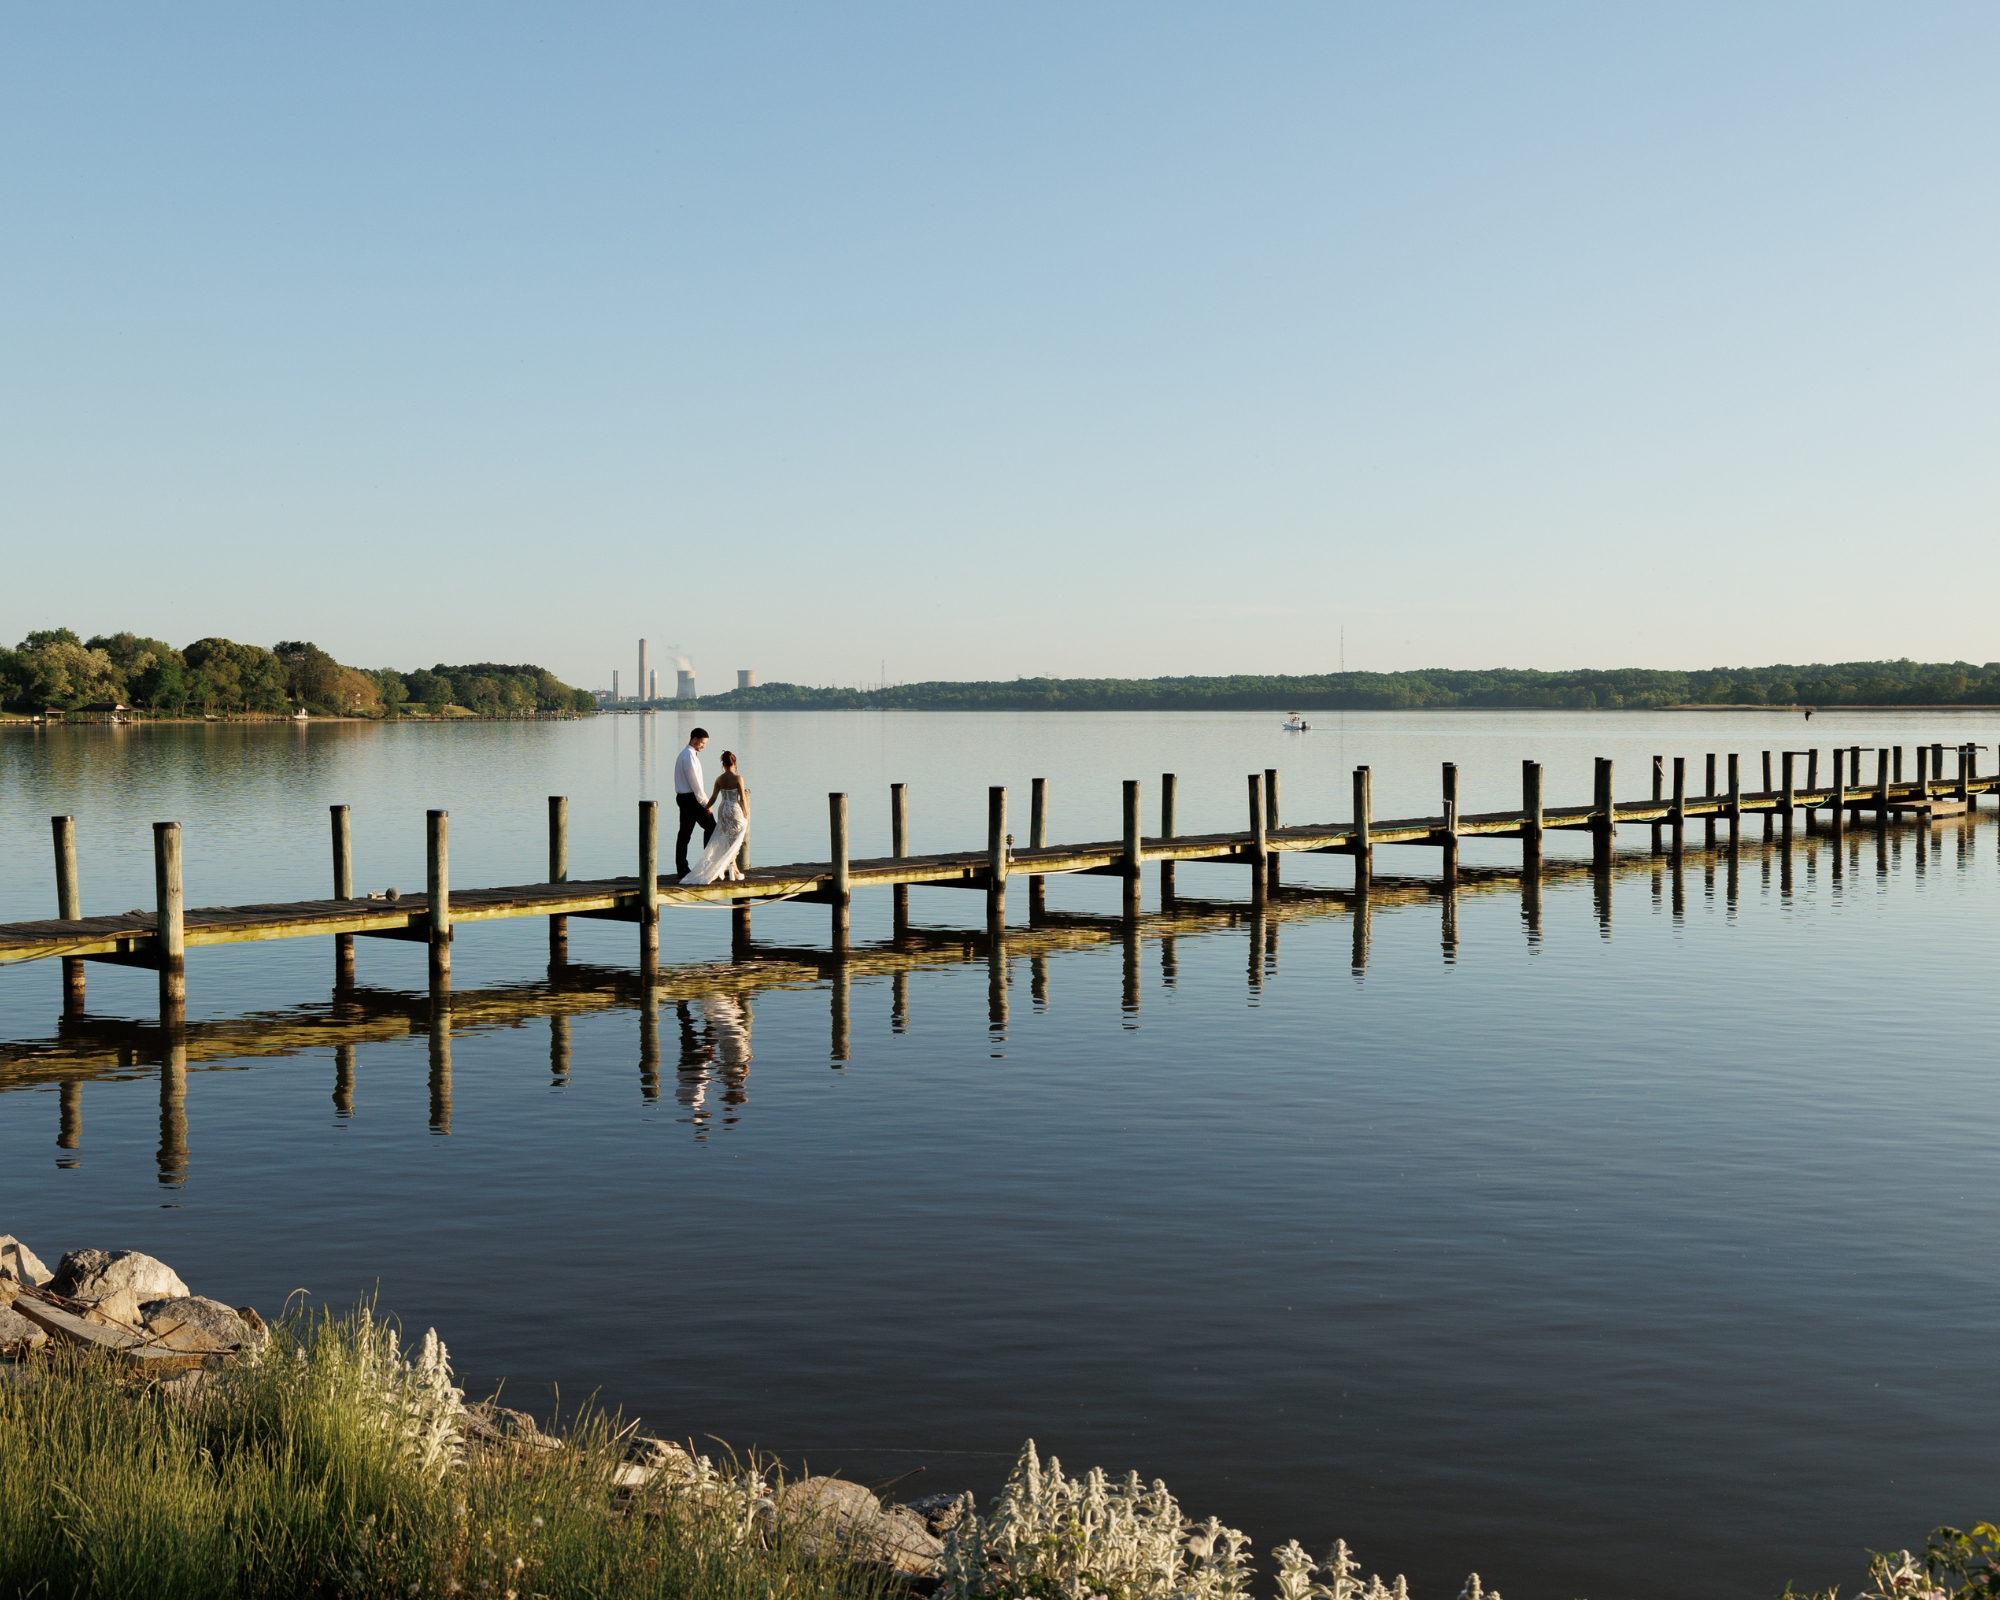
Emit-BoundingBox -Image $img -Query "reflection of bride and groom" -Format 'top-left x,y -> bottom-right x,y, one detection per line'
676,994 -> 751,1129
672,728 -> 750,884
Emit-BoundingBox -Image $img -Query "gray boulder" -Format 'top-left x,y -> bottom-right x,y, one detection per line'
774,1476 -> 946,1575
51,1250 -> 189,1302
0,1304 -> 48,1356
0,1236 -> 52,1288
139,1296 -> 255,1351
902,1492 -> 973,1537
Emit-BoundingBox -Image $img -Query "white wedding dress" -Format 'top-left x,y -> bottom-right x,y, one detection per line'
683,788 -> 748,884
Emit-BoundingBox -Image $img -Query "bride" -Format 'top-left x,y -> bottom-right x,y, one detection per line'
682,751 -> 749,884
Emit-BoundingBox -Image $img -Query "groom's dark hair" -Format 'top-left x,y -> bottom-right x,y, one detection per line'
689,727 -> 709,740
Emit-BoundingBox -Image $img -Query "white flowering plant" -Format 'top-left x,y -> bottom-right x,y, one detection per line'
937,1442 -> 1485,1600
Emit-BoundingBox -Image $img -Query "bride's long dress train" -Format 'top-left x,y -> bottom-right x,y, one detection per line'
682,789 -> 747,884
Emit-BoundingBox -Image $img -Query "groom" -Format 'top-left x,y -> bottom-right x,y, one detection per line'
673,728 -> 716,879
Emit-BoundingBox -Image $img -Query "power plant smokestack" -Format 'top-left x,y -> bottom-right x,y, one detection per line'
738,669 -> 756,690
676,669 -> 697,702
638,640 -> 648,704
613,669 -> 620,701
649,669 -> 657,701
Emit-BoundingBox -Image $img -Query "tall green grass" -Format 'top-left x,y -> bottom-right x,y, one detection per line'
0,1307 -> 893,1600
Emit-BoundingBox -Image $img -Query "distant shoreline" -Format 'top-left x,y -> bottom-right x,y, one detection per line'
1,709 -> 588,727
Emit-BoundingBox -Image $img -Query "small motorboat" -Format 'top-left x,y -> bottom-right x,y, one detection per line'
1282,713 -> 1311,732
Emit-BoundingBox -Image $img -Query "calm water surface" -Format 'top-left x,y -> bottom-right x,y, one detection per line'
3,710 -> 1997,1600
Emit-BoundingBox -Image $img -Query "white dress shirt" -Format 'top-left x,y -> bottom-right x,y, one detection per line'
674,743 -> 707,804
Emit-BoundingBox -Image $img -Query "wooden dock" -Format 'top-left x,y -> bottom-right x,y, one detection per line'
0,821 -> 1963,1172
4,739 -> 1991,1016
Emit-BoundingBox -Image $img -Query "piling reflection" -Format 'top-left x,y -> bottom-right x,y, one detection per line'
550,1014 -> 571,1087
57,1079 -> 80,1168
428,1006 -> 451,1135
334,1044 -> 356,1119
990,935 -> 1011,1049
1122,923 -> 1141,1023
158,1037 -> 187,1186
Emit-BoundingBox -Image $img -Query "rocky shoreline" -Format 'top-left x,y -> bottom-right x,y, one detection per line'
1,1233 -> 966,1584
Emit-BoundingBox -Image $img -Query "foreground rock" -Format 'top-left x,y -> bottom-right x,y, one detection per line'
1,1238 -> 257,1373
51,1249 -> 190,1302
902,1492 -> 971,1537
0,1304 -> 47,1357
0,1236 -> 52,1289
139,1297 -> 263,1353
773,1476 -> 947,1576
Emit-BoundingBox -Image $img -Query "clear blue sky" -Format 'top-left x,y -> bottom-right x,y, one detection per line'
4,5 -> 1996,691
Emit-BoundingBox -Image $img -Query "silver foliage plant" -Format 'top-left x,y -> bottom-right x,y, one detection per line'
939,1441 -> 1500,1600
262,1307 -> 467,1475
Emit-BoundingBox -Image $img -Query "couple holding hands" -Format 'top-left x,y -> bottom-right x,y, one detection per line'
672,728 -> 750,885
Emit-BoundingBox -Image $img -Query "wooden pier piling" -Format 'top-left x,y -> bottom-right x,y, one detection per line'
1781,753 -> 1796,839
1762,752 -> 1775,838
548,796 -> 568,962
154,822 -> 185,1011
892,782 -> 911,938
830,793 -> 851,950
1832,749 -> 1846,842
1592,758 -> 1615,869
52,816 -> 84,1015
1651,756 -> 1665,854
1728,753 -> 1742,845
1263,769 -> 1281,893
1352,766 -> 1373,891
1441,762 -> 1460,884
1122,780 -> 1143,915
1521,761 -> 1543,876
1159,773 -> 1177,903
1876,749 -> 1891,824
426,810 -> 450,987
1027,778 -> 1046,921
988,786 -> 1009,926
1705,754 -> 1718,846
733,809 -> 754,951
1247,774 -> 1268,902
332,805 -> 355,986
1670,756 -> 1686,858
639,801 -> 660,974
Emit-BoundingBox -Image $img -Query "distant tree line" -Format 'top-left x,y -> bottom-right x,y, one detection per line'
700,660 -> 2000,712
0,630 -> 596,717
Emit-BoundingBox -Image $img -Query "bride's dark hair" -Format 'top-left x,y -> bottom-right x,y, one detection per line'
721,750 -> 737,769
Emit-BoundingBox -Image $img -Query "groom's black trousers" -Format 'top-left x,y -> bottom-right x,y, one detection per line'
675,793 -> 715,877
